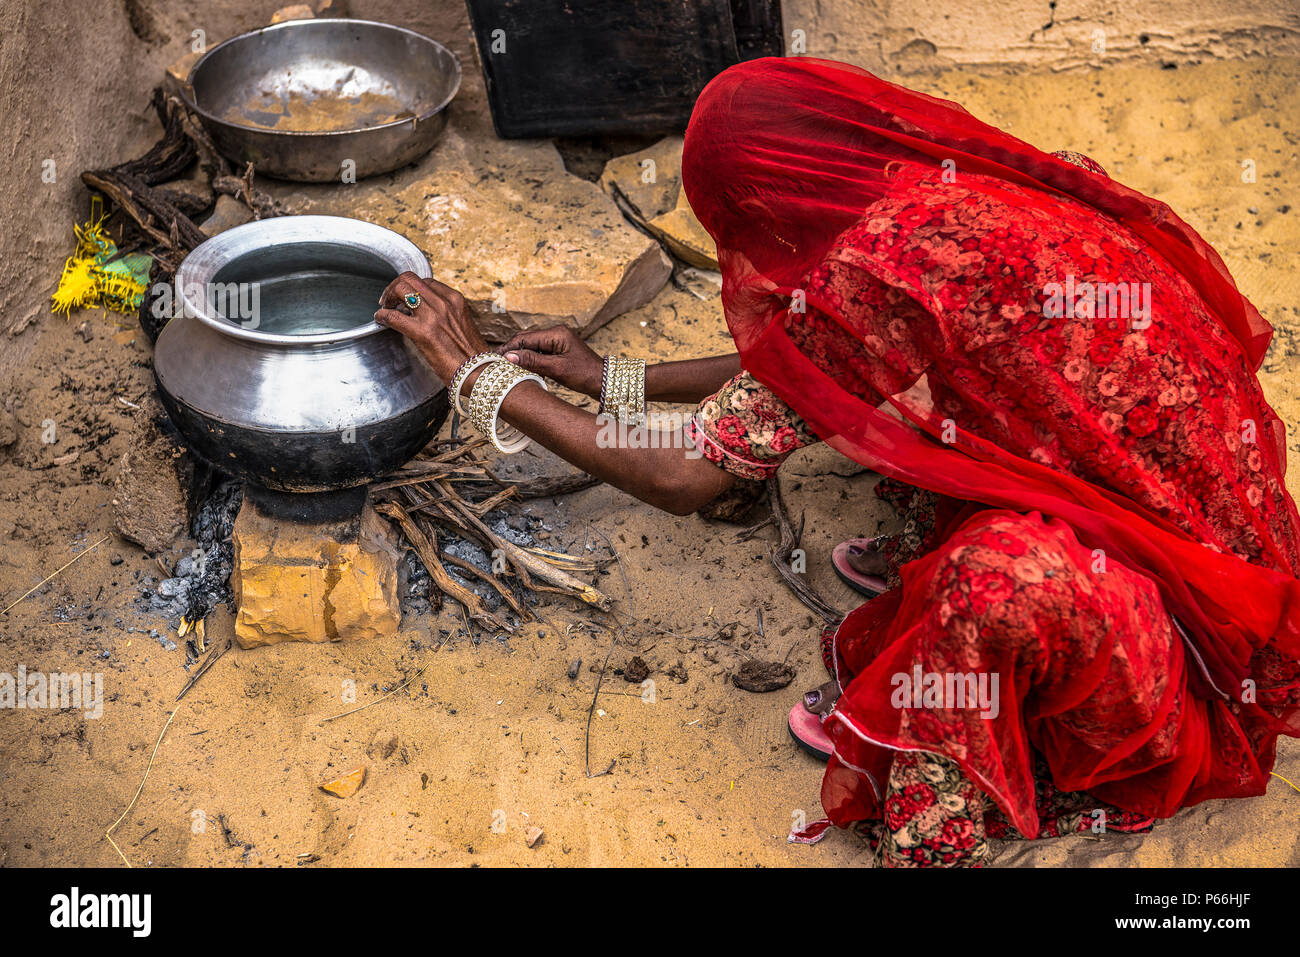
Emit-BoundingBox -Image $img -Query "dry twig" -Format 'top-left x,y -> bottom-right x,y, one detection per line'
2,534 -> 111,616
320,655 -> 434,723
105,705 -> 180,868
175,637 -> 231,702
485,469 -> 601,500
765,476 -> 843,625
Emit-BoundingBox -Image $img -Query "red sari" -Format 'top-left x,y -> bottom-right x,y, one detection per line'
681,57 -> 1300,847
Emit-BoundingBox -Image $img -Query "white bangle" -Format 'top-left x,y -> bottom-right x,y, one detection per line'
449,353 -> 504,416
493,373 -> 547,454
467,360 -> 548,454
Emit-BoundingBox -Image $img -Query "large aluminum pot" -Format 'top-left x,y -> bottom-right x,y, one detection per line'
182,19 -> 461,182
154,215 -> 448,492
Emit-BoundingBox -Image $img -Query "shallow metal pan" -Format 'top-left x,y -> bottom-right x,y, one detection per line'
182,18 -> 460,182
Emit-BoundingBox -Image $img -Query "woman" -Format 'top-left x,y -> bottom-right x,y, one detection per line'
375,57 -> 1300,866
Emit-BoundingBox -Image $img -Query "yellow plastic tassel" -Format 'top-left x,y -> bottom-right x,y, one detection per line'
51,256 -> 99,316
99,273 -> 147,312
51,198 -> 152,318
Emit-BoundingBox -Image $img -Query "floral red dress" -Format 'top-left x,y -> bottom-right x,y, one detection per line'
683,57 -> 1300,866
688,372 -> 817,480
691,379 -> 1159,866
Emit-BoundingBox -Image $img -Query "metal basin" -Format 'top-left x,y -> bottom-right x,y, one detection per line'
183,19 -> 461,182
154,215 -> 448,492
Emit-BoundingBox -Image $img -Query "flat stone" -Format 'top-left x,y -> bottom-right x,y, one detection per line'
672,266 -> 722,300
231,498 -> 400,648
320,766 -> 366,798
112,395 -> 194,554
283,127 -> 672,342
598,135 -> 683,227
599,135 -> 718,269
645,189 -> 718,270
200,195 -> 254,237
270,4 -> 315,23
163,50 -> 202,97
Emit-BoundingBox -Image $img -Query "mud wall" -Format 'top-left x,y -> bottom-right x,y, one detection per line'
783,0 -> 1300,73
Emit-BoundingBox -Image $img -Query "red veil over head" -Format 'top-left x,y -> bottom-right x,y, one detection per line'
681,58 -> 1300,712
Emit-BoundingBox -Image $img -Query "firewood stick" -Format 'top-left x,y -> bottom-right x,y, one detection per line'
436,488 -> 613,612
393,479 -> 612,610
485,469 -> 601,500
80,170 -> 201,251
466,486 -> 518,514
385,463 -> 488,477
375,503 -> 513,634
387,484 -> 529,616
523,546 -> 613,573
415,515 -> 530,620
415,436 -> 489,463
369,466 -> 488,492
423,501 -> 603,605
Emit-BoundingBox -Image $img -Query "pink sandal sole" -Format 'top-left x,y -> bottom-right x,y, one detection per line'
831,538 -> 888,597
788,702 -> 833,762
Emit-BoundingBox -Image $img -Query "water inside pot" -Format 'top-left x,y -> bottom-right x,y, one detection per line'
209,241 -> 396,336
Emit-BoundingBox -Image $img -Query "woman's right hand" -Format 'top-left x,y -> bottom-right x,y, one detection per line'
496,325 -> 605,399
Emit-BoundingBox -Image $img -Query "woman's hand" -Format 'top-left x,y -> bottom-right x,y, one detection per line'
375,272 -> 490,383
495,325 -> 604,398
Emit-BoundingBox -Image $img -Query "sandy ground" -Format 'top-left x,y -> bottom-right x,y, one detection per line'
1,57 -> 1298,868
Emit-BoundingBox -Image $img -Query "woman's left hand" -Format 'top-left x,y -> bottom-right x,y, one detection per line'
375,272 -> 490,383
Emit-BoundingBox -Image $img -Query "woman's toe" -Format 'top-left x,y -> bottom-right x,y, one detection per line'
803,679 -> 841,715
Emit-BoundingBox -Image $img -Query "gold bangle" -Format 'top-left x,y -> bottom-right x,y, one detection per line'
600,356 -> 646,425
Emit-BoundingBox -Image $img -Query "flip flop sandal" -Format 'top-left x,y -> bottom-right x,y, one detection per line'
788,701 -> 834,762
831,538 -> 888,598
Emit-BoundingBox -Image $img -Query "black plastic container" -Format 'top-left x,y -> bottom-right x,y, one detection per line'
465,0 -> 783,138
